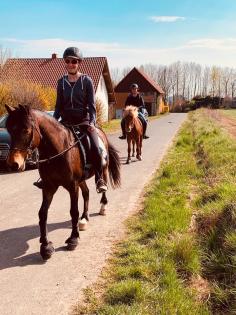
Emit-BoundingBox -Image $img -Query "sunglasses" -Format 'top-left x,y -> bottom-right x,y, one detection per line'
65,59 -> 78,64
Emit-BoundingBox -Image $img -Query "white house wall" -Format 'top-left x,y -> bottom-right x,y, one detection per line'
96,75 -> 109,122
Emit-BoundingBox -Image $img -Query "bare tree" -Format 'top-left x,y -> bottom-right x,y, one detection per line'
114,60 -> 236,105
0,46 -> 11,69
110,67 -> 123,87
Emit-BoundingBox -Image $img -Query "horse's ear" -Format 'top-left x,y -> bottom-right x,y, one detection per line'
19,104 -> 31,115
5,104 -> 16,114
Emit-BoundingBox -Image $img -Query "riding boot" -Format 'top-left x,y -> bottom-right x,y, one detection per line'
142,120 -> 149,139
119,119 -> 126,139
33,178 -> 44,189
84,124 -> 108,193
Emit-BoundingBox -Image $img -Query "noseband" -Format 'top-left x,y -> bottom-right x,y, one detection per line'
10,120 -> 42,155
125,115 -> 135,132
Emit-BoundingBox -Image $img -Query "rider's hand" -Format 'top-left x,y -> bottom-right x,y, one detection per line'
88,122 -> 95,132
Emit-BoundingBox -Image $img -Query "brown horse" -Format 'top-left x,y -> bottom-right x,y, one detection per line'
5,104 -> 121,260
123,105 -> 143,164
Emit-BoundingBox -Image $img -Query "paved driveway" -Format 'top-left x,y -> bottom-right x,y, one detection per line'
0,113 -> 187,315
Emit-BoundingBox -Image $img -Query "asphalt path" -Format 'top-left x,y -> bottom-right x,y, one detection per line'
0,113 -> 187,315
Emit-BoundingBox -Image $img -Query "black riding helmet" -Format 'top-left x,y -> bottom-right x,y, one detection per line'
63,47 -> 83,61
130,83 -> 139,89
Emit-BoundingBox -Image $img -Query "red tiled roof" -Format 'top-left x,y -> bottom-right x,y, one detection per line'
137,68 -> 164,94
115,67 -> 164,94
1,56 -> 114,98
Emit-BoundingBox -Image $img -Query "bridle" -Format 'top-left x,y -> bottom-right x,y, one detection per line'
9,120 -> 42,156
10,119 -> 80,165
125,114 -> 135,132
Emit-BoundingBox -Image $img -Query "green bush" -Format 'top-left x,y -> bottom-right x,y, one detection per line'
0,80 -> 56,115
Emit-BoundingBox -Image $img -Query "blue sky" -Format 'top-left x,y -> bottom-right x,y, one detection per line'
1,0 -> 236,68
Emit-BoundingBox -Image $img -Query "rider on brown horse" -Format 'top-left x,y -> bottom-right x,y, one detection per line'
34,47 -> 107,193
119,83 -> 149,140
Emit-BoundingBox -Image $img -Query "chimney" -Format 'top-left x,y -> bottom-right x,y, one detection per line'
51,53 -> 57,59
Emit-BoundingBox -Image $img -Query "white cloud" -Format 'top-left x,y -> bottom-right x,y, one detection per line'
149,16 -> 186,23
186,38 -> 236,50
1,37 -> 236,69
1,38 -> 120,55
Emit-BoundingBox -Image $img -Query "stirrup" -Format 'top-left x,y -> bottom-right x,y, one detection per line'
96,179 -> 108,193
33,179 -> 44,189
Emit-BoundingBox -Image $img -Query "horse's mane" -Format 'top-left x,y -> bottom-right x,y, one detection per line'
32,109 -> 68,133
123,105 -> 138,118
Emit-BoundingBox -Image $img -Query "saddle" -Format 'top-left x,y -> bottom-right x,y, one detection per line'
69,124 -> 107,180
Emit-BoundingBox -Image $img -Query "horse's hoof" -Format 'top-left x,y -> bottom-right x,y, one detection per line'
79,218 -> 88,231
99,204 -> 107,216
99,209 -> 106,215
40,242 -> 55,260
65,237 -> 78,251
137,156 -> 142,161
126,160 -> 130,164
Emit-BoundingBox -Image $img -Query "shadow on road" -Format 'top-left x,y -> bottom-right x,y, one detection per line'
0,220 -> 71,270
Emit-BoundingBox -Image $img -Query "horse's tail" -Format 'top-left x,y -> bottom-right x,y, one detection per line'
108,141 -> 121,189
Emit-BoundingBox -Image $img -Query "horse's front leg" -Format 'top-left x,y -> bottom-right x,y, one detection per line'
39,187 -> 57,260
132,139 -> 135,157
79,181 -> 89,231
126,136 -> 131,164
99,165 -> 108,215
140,136 -> 143,159
136,137 -> 142,161
66,184 -> 80,250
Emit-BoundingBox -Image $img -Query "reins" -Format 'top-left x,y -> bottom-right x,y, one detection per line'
37,140 -> 80,164
37,123 -> 84,164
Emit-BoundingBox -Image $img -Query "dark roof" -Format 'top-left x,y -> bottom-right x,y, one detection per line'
115,67 -> 164,94
1,56 -> 115,103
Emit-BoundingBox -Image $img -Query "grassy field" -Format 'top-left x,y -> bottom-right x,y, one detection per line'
75,109 -> 236,315
219,108 -> 236,119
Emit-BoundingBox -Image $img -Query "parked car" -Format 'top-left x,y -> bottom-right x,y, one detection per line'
0,111 -> 54,170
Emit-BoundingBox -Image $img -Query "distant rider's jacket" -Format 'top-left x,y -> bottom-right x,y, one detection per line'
53,74 -> 96,125
125,93 -> 145,109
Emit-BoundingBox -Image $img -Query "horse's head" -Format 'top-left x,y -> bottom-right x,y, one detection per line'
123,105 -> 138,133
5,104 -> 41,171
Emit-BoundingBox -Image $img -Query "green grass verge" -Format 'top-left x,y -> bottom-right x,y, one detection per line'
75,109 -> 236,314
101,119 -> 121,133
219,108 -> 236,119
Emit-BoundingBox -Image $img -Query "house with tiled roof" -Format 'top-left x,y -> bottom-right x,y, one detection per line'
114,67 -> 165,118
1,53 -> 116,121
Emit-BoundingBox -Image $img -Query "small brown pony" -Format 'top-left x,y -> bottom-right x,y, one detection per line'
123,105 -> 143,164
5,104 -> 121,260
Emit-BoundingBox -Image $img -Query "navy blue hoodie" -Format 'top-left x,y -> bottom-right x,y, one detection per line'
53,74 -> 96,125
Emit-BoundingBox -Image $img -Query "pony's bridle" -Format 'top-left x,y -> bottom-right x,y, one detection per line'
9,120 -> 42,156
125,115 -> 135,132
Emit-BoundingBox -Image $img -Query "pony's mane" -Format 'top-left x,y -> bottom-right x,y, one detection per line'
123,105 -> 138,118
32,109 -> 66,132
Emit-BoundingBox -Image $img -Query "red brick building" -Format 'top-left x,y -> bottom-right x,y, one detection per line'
114,67 -> 164,118
1,54 -> 116,121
